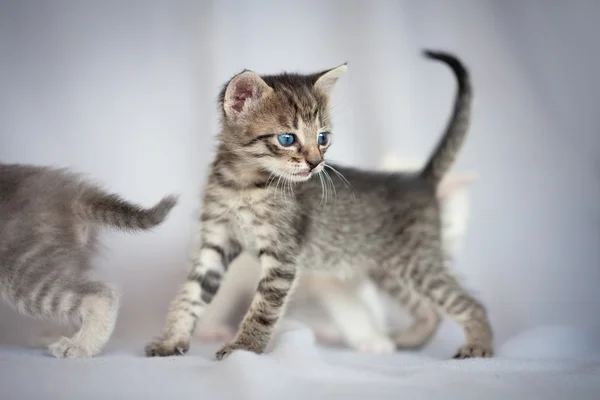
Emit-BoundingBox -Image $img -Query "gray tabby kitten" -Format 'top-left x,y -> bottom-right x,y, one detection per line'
146,49 -> 494,360
0,163 -> 177,358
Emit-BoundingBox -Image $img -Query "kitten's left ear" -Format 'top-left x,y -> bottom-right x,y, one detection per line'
437,172 -> 478,203
223,70 -> 273,123
313,63 -> 347,96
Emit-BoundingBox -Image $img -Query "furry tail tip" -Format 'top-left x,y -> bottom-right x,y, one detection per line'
422,49 -> 470,88
145,194 -> 179,227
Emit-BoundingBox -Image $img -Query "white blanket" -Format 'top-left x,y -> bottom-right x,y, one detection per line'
1,323 -> 599,399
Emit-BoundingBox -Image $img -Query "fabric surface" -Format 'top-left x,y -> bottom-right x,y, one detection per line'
2,323 -> 599,400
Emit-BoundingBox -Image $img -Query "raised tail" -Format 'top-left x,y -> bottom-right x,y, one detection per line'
76,188 -> 178,231
420,50 -> 472,186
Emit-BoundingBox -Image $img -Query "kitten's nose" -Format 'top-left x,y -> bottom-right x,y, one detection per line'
306,156 -> 322,170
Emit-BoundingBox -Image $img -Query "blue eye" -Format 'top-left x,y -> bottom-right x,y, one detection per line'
318,132 -> 330,146
277,133 -> 296,147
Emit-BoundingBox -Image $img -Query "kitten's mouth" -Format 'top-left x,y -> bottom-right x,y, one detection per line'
289,171 -> 312,182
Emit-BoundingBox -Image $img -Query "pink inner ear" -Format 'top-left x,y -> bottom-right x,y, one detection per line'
231,79 -> 254,112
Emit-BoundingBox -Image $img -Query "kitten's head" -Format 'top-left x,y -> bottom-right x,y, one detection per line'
218,64 -> 347,182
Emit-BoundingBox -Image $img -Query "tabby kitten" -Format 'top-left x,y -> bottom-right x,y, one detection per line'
0,163 -> 177,358
193,153 -> 478,354
146,50 -> 494,360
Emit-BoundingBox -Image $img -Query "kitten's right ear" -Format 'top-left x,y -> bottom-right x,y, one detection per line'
313,63 -> 347,96
223,70 -> 272,122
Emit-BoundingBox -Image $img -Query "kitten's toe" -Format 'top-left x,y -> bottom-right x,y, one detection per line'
453,343 -> 494,359
348,335 -> 396,354
215,344 -> 235,361
215,339 -> 264,360
196,324 -> 234,343
145,337 -> 190,357
48,337 -> 96,359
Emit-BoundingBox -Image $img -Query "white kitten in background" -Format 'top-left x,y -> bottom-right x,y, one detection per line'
195,151 -> 478,353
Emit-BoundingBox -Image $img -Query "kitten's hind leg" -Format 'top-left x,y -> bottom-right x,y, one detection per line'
391,293 -> 440,350
376,251 -> 493,358
48,281 -> 119,358
429,275 -> 494,358
412,256 -> 493,358
373,271 -> 440,350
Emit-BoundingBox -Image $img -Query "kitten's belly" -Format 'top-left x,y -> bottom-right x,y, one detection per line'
296,246 -> 373,278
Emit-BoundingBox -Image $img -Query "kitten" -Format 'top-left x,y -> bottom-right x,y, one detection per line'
0,163 -> 177,358
146,50 -> 494,360
193,154 -> 478,354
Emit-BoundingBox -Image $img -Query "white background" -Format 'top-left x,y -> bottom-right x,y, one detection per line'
0,0 -> 598,348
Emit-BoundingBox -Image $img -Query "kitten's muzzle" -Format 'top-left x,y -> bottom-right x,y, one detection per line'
306,157 -> 322,171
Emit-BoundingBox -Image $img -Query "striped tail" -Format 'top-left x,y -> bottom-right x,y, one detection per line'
76,188 -> 178,231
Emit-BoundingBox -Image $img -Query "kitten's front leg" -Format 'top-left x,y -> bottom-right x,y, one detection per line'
145,220 -> 240,357
215,247 -> 297,360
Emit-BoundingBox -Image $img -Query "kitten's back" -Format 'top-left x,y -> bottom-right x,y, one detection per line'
0,163 -> 178,233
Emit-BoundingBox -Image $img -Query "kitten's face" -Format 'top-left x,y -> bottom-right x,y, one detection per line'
219,65 -> 346,182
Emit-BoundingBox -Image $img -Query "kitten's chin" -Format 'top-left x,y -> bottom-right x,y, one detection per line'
287,171 -> 313,182
271,170 -> 313,183
267,167 -> 314,183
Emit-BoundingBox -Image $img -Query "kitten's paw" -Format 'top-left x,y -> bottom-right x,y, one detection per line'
348,335 -> 396,354
145,337 -> 190,357
196,324 -> 234,343
215,344 -> 235,361
215,340 -> 264,361
453,343 -> 494,359
48,337 -> 96,359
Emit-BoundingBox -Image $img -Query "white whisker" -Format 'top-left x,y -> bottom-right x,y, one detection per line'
323,169 -> 337,204
322,170 -> 328,206
317,172 -> 325,208
325,164 -> 355,200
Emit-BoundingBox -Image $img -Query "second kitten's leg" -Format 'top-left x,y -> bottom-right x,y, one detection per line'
312,276 -> 395,354
215,248 -> 297,360
145,221 -> 239,357
6,264 -> 118,358
391,293 -> 440,349
48,280 -> 119,358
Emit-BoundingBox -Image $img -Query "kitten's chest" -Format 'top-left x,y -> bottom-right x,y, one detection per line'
231,208 -> 257,248
222,193 -> 271,250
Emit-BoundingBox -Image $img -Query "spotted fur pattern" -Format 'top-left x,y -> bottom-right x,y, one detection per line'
146,50 -> 493,360
0,163 -> 177,358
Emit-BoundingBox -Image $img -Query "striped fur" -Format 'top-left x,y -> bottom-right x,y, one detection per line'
146,49 -> 493,360
191,155 -> 478,353
0,163 -> 177,358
